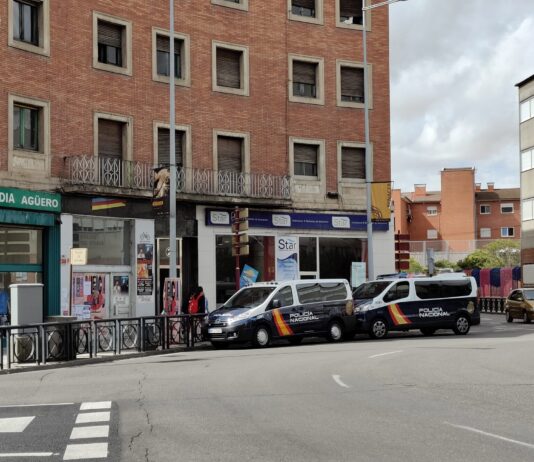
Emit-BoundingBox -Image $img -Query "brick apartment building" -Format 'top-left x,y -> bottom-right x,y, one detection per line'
517,74 -> 534,285
0,0 -> 394,317
392,168 -> 520,263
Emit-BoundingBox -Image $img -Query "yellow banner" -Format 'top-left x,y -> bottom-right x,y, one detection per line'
371,182 -> 392,222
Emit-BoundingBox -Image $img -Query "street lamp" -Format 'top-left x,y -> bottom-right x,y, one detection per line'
169,0 -> 177,280
362,0 -> 406,280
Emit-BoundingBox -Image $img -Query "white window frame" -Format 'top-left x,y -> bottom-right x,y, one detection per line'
426,206 -> 438,216
520,97 -> 534,123
336,59 -> 372,109
212,129 -> 250,174
522,198 -> 534,222
501,203 -> 514,214
153,122 -> 192,168
288,0 -> 324,25
480,204 -> 491,215
501,227 -> 515,238
521,148 -> 533,172
92,12 -> 133,76
212,41 -> 250,97
211,0 -> 249,11
288,54 -> 325,106
335,0 -> 372,31
8,93 -> 51,175
93,112 -> 133,161
151,28 -> 191,87
8,0 -> 50,56
427,229 -> 438,240
480,228 -> 491,238
289,137 -> 326,200
337,140 -> 367,184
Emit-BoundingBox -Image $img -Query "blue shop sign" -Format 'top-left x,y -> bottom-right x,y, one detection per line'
206,209 -> 389,232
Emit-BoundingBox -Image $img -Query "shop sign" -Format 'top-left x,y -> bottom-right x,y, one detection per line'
70,248 -> 88,266
0,187 -> 61,213
276,236 -> 299,281
206,209 -> 389,232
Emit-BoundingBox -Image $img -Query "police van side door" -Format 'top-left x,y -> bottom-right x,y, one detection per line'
381,281 -> 412,330
269,285 -> 300,338
294,283 -> 324,333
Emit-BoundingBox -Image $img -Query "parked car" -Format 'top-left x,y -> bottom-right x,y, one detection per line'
504,289 -> 534,323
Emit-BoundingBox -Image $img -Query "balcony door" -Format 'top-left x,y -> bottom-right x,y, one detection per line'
98,119 -> 124,187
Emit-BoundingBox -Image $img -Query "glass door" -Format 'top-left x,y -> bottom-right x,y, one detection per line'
111,273 -> 131,317
156,238 -> 182,313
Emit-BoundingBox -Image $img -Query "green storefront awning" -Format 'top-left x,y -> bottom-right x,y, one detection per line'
0,208 -> 57,227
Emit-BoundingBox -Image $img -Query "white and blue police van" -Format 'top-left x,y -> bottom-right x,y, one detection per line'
204,279 -> 355,348
353,274 -> 479,339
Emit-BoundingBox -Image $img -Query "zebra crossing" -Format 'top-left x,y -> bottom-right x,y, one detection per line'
0,401 -> 118,460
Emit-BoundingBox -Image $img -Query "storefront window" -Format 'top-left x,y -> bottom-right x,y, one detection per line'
0,227 -> 42,264
215,235 -> 275,304
73,217 -> 131,265
319,237 -> 362,281
299,237 -> 317,272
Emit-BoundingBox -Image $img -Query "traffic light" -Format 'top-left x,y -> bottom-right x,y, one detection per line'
232,207 -> 249,256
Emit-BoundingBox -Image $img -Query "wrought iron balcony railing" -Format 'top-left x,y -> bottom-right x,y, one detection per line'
63,155 -> 291,200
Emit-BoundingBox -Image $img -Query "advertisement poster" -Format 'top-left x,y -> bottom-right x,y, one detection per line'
240,264 -> 259,288
71,273 -> 107,320
351,262 -> 367,288
136,243 -> 154,296
163,277 -> 180,315
276,236 -> 299,281
112,275 -> 130,317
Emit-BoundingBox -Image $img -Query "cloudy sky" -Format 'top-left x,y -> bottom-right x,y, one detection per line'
389,0 -> 534,192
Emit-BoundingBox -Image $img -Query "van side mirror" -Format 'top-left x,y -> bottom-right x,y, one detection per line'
271,299 -> 282,309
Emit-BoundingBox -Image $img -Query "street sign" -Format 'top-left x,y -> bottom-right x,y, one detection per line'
70,248 -> 88,266
232,245 -> 250,257
395,242 -> 410,251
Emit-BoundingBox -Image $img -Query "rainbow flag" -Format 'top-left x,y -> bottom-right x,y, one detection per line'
91,197 -> 126,211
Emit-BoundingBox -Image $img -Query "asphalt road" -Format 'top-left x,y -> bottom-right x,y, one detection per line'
1,314 -> 534,461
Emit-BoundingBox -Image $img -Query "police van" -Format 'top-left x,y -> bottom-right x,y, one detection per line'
353,274 -> 479,339
205,279 -> 355,348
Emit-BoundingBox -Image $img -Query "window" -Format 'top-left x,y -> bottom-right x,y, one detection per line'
294,143 -> 318,177
501,203 -> 514,214
383,281 -> 409,303
289,0 -> 323,24
13,104 -> 39,151
98,119 -> 124,159
480,204 -> 491,214
0,227 -> 42,264
414,281 -> 441,300
336,0 -> 367,30
9,0 -> 49,55
521,97 -> 534,123
336,60 -> 371,109
523,198 -> 534,221
217,136 -> 242,172
152,29 -> 191,86
480,228 -> 491,238
211,0 -> 249,11
9,94 -> 50,174
289,55 -> 324,105
212,41 -> 249,96
427,229 -> 438,239
93,12 -> 132,75
501,227 -> 515,238
426,206 -> 438,216
521,148 -> 533,172
341,146 -> 365,179
157,128 -> 185,167
275,286 -> 294,307
441,280 -> 472,298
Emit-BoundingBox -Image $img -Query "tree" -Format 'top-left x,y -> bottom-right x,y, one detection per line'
457,240 -> 520,269
409,258 -> 425,274
435,259 -> 460,271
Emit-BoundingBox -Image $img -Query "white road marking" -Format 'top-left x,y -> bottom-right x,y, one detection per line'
80,402 -> 111,411
369,350 -> 402,359
332,375 -> 350,388
445,422 -> 534,450
0,453 -> 58,458
75,412 -> 110,424
70,425 -> 109,440
0,416 -> 35,433
63,443 -> 108,460
0,403 -> 73,409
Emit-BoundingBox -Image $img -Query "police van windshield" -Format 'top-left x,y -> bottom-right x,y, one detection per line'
353,281 -> 391,299
222,287 -> 276,310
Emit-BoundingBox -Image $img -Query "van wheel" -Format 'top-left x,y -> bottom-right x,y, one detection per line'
523,311 -> 531,324
506,311 -> 513,323
288,337 -> 303,346
252,325 -> 271,348
420,328 -> 436,336
453,315 -> 470,335
369,318 -> 388,339
327,321 -> 344,342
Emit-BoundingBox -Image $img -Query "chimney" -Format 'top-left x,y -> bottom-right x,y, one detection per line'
414,184 -> 426,197
475,183 -> 481,191
487,182 -> 495,191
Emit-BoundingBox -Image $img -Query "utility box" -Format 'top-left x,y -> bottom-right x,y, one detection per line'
10,284 -> 43,326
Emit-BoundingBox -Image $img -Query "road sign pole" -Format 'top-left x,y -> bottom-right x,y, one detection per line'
234,207 -> 240,291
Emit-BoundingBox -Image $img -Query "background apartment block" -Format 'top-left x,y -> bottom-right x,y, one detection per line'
393,168 -> 520,265
0,0 -> 394,315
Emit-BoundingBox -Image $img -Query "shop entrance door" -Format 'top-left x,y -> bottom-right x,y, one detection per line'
156,238 -> 182,314
111,273 -> 131,318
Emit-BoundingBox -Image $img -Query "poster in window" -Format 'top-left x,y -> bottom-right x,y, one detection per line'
276,236 -> 299,281
137,244 -> 154,296
71,273 -> 107,320
112,275 -> 130,316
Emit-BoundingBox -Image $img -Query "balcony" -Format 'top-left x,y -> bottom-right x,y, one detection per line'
62,155 -> 291,201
